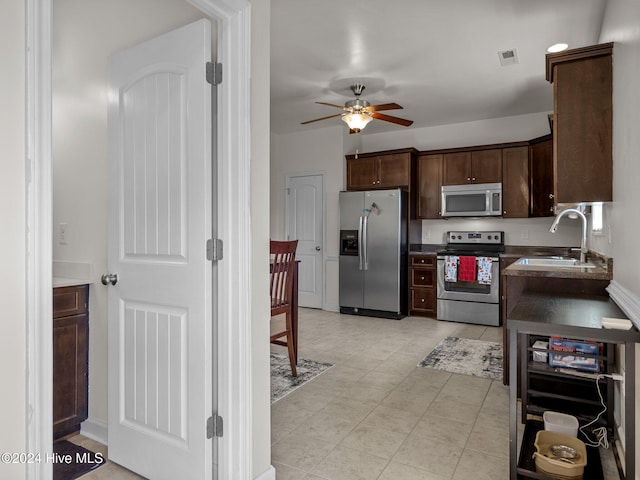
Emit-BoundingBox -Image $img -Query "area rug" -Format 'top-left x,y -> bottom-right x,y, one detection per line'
418,336 -> 503,381
271,353 -> 333,403
53,439 -> 105,480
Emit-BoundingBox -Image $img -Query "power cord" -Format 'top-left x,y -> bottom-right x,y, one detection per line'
578,373 -> 623,449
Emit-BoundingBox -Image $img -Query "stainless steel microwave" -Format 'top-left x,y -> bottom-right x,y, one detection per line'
441,183 -> 502,217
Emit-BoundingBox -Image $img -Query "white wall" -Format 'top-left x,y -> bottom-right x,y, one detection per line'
0,1 -> 26,478
271,125 -> 346,309
599,2 -> 640,477
52,0 -> 209,432
251,0 -> 273,477
360,112 -> 551,152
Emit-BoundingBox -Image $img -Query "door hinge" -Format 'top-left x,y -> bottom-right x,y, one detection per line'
206,62 -> 222,85
207,239 -> 223,261
207,414 -> 223,438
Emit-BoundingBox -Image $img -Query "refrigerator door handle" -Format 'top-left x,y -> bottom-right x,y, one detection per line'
362,215 -> 369,270
358,215 -> 364,270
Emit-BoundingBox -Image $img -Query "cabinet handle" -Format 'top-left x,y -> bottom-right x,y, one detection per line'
420,259 -> 425,264
503,210 -> 507,215
472,177 -> 476,181
549,193 -> 555,199
421,276 -> 425,280
421,298 -> 425,303
467,177 -> 471,181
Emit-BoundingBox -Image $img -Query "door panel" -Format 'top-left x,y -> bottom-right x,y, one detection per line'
107,19 -> 213,480
363,190 -> 401,312
287,175 -> 324,308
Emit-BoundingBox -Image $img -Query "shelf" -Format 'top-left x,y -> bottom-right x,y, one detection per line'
517,420 -> 604,480
528,362 -> 609,381
526,403 -> 609,432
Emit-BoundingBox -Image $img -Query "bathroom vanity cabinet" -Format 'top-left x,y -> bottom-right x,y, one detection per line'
53,284 -> 89,440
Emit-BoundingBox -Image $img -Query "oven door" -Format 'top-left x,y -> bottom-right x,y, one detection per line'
436,256 -> 499,303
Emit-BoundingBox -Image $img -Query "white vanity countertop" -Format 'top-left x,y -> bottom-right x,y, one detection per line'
53,277 -> 92,288
52,261 -> 93,288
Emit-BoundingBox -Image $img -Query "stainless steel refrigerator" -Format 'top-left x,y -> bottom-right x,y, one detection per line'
339,189 -> 408,319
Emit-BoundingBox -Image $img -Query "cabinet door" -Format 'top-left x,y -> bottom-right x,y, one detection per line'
410,288 -> 437,315
378,153 -> 411,188
529,139 -> 554,217
502,146 -> 529,218
471,149 -> 502,184
53,313 -> 89,439
417,154 -> 442,218
442,152 -> 471,185
346,156 -> 378,190
550,45 -> 612,204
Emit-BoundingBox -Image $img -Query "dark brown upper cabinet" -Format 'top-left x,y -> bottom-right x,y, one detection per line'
443,148 -> 502,185
546,42 -> 613,204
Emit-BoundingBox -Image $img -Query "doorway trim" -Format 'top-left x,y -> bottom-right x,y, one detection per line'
25,0 -> 252,478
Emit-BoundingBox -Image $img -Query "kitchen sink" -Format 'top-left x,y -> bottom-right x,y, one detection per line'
515,257 -> 596,269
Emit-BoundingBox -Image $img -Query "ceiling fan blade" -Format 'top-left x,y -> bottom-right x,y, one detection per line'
300,113 -> 343,125
371,112 -> 413,127
366,102 -> 403,112
315,101 -> 348,110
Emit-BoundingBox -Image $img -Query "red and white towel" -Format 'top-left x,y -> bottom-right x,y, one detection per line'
477,257 -> 492,285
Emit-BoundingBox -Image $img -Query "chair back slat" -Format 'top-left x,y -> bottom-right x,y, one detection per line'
270,240 -> 298,314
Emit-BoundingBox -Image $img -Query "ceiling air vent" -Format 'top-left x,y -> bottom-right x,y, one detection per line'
498,49 -> 519,66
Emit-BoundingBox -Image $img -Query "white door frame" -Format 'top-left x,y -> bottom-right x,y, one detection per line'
25,0 -> 252,478
285,172 -> 326,308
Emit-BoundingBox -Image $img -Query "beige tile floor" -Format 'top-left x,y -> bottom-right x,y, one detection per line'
270,308 -> 510,480
68,307 -> 620,479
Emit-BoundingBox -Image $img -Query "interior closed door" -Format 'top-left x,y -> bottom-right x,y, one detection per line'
286,174 -> 324,308
107,19 -> 214,480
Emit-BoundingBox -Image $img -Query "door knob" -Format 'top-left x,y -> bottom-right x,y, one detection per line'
315,246 -> 321,251
101,273 -> 119,286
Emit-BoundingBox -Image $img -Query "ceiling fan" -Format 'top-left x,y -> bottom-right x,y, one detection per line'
301,84 -> 414,133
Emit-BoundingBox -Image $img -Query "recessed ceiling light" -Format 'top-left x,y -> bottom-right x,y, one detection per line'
547,43 -> 569,53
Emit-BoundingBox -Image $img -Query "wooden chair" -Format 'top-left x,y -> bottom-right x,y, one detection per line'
270,240 -> 298,377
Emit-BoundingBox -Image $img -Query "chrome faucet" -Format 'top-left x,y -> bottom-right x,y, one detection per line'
549,208 -> 588,263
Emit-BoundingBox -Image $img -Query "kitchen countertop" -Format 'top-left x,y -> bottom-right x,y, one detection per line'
503,251 -> 612,280
409,244 -> 442,254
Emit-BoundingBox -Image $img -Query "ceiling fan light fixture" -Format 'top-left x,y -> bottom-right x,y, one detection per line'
341,112 -> 372,131
547,43 -> 569,53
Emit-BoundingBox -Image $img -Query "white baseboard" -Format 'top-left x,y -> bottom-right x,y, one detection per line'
323,303 -> 340,312
255,465 -> 276,480
80,417 -> 108,445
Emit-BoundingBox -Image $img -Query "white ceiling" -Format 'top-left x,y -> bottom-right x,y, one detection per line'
270,0 -> 607,135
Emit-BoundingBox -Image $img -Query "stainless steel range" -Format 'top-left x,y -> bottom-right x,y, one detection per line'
436,231 -> 504,326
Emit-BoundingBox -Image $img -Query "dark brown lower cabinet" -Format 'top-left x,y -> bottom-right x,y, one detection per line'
409,254 -> 437,317
53,285 -> 89,440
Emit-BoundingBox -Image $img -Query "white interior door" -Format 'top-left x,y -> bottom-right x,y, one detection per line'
286,174 -> 324,308
106,19 -> 213,480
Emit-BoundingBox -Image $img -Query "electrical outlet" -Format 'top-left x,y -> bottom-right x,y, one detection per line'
58,223 -> 68,245
521,229 -> 529,240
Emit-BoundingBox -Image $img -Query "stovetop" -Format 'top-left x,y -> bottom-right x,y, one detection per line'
437,230 -> 504,257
